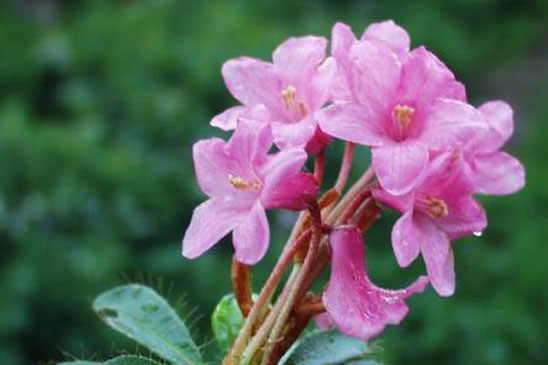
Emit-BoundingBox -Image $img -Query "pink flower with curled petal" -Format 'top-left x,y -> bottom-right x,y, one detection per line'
322,226 -> 428,340
462,100 -> 525,195
182,120 -> 318,265
373,152 -> 487,296
318,22 -> 481,195
211,36 -> 336,154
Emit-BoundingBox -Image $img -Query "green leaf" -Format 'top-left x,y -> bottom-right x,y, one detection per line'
92,284 -> 201,365
280,329 -> 382,365
104,355 -> 165,365
211,293 -> 245,353
59,355 -> 165,365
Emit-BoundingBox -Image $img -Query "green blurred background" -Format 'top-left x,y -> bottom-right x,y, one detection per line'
1,0 -> 547,364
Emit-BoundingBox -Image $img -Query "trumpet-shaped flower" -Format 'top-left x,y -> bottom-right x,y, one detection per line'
322,226 -> 429,340
462,100 -> 525,195
182,120 -> 318,265
373,152 -> 487,296
211,36 -> 336,154
319,23 -> 484,195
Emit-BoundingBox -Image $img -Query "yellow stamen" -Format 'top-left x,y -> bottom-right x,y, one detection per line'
228,174 -> 262,191
281,86 -> 297,109
417,194 -> 449,218
281,85 -> 307,116
392,104 -> 415,140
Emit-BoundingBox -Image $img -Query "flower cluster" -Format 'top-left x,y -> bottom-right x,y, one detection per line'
182,20 -> 525,344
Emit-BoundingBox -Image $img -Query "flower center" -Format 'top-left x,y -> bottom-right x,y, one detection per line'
228,174 -> 262,191
416,194 -> 449,219
392,104 -> 415,141
281,85 -> 307,117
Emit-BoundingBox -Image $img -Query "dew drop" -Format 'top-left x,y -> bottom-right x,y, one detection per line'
473,231 -> 483,237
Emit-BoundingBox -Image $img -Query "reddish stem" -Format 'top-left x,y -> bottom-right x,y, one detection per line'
313,150 -> 326,185
334,142 -> 355,193
225,228 -> 313,363
336,189 -> 372,224
231,257 -> 253,317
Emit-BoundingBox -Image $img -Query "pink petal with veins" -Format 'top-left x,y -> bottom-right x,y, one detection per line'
323,226 -> 429,340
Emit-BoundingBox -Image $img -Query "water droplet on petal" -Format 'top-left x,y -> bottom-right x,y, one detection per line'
473,231 -> 483,237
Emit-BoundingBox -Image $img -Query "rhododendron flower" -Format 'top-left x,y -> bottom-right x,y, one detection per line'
182,120 -> 318,264
318,22 -> 485,195
462,100 -> 525,195
322,226 -> 428,340
211,36 -> 336,154
330,21 -> 410,102
373,152 -> 487,296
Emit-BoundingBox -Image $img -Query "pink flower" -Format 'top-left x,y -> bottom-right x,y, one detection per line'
462,101 -> 525,195
318,22 -> 483,195
211,36 -> 336,154
322,226 -> 428,340
182,120 -> 318,265
373,152 -> 487,296
330,20 -> 411,102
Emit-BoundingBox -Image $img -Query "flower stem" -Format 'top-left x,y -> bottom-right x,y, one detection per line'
225,228 -> 313,363
231,257 -> 253,317
326,166 -> 375,225
240,266 -> 300,364
334,142 -> 355,193
314,150 -> 326,185
260,202 -> 323,364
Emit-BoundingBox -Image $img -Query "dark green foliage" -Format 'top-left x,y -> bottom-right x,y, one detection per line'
0,0 -> 547,364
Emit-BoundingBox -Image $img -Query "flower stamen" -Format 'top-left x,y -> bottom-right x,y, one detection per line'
392,104 -> 415,141
416,194 -> 449,219
281,85 -> 307,116
228,174 -> 262,191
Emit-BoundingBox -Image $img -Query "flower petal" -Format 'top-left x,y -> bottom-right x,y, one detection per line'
193,138 -> 239,197
228,118 -> 273,172
222,57 -> 281,111
391,211 -> 422,267
349,40 -> 401,115
399,47 -> 466,109
330,22 -> 358,102
478,100 -> 514,151
436,196 -> 487,240
305,125 -> 332,156
210,106 -> 245,131
323,226 -> 429,341
307,56 -> 337,111
233,202 -> 270,265
260,148 -> 318,210
211,104 -> 270,131
272,36 -> 328,85
361,20 -> 410,59
420,99 -> 486,151
372,141 -> 429,195
415,214 -> 455,296
372,188 -> 414,213
316,103 -> 387,146
472,151 -> 525,196
182,198 -> 248,259
271,116 -> 317,150
419,151 -> 474,198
